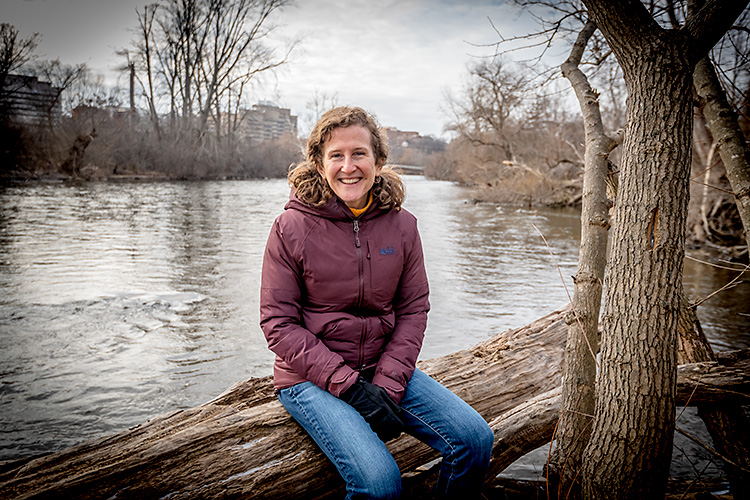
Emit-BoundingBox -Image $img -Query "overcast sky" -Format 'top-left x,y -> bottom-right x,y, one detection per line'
3,0 -> 540,137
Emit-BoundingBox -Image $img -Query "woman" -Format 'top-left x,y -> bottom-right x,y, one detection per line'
260,106 -> 493,499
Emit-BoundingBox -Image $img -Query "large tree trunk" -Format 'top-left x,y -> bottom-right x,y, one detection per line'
549,19 -> 614,498
2,306 -> 749,500
578,1 -> 747,498
581,26 -> 692,500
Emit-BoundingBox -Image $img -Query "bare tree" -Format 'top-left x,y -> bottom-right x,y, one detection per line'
547,19 -> 618,498
689,5 -> 750,495
28,60 -> 88,111
0,23 -> 40,119
132,3 -> 162,139
126,0 -> 292,144
196,0 -> 292,138
694,44 -> 750,254
300,90 -> 339,137
445,58 -> 531,162
172,0 -> 205,129
487,3 -> 750,497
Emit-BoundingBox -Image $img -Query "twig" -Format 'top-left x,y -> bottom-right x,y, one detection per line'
531,223 -> 573,307
675,425 -> 750,475
563,409 -> 594,418
690,162 -> 719,181
678,459 -> 714,500
692,263 -> 750,308
685,254 -> 749,271
675,373 -> 702,423
689,179 -> 737,196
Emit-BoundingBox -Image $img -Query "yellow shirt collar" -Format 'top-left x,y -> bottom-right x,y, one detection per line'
349,193 -> 373,218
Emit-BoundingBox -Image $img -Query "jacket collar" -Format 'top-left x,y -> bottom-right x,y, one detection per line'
285,189 -> 384,222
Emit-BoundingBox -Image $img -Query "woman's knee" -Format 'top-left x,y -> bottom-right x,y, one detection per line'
348,462 -> 402,500
358,481 -> 401,500
455,416 -> 494,465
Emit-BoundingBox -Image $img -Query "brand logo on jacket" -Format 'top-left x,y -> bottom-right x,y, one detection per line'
380,246 -> 396,256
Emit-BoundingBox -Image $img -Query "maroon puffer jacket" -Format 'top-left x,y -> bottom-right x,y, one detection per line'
260,191 -> 430,404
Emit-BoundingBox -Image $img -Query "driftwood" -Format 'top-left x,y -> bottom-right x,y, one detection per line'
1,308 -> 749,500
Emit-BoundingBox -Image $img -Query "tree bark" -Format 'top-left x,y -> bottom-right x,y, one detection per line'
578,1 -> 747,498
684,1 -> 750,493
489,351 -> 750,479
549,19 -> 614,499
581,24 -> 692,500
677,294 -> 750,498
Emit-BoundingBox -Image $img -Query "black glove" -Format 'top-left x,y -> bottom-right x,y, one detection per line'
340,378 -> 406,442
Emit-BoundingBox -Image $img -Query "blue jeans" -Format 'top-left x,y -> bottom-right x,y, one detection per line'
278,369 -> 494,499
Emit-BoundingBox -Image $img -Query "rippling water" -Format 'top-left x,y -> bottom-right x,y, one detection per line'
1,177 -> 748,475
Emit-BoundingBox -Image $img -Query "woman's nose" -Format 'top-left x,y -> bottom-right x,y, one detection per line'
341,155 -> 356,172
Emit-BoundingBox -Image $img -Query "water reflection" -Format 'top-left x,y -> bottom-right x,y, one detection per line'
404,178 -> 581,359
0,177 -> 748,463
683,256 -> 750,350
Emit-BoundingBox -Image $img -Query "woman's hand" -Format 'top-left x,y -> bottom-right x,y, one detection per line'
339,378 -> 406,441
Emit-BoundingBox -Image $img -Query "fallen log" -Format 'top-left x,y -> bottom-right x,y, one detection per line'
1,308 -> 748,499
0,308 -> 568,499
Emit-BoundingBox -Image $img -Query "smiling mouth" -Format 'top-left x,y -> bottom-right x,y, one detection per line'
340,178 -> 361,185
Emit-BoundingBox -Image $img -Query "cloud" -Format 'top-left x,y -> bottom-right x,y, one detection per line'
271,0 -> 527,136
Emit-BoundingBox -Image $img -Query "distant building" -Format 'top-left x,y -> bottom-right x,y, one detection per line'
383,126 -> 446,167
241,102 -> 298,143
0,74 -> 61,125
384,127 -> 420,148
71,104 -> 132,123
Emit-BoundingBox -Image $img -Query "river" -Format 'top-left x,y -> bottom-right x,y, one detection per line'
1,176 -> 748,482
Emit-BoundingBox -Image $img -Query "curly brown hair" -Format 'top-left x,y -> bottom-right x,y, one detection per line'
288,106 -> 404,211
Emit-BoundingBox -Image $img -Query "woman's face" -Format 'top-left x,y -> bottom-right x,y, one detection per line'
318,125 -> 383,210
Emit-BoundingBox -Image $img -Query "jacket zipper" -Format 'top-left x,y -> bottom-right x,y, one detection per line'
353,219 -> 361,248
353,219 -> 365,370
353,220 -> 363,306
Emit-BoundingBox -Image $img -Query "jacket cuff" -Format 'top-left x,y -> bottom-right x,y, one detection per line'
327,367 -> 359,398
372,373 -> 406,405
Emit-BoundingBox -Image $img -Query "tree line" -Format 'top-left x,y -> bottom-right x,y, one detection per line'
0,0 -> 301,180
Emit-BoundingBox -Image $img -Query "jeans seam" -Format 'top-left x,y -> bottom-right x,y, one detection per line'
286,384 -> 356,487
